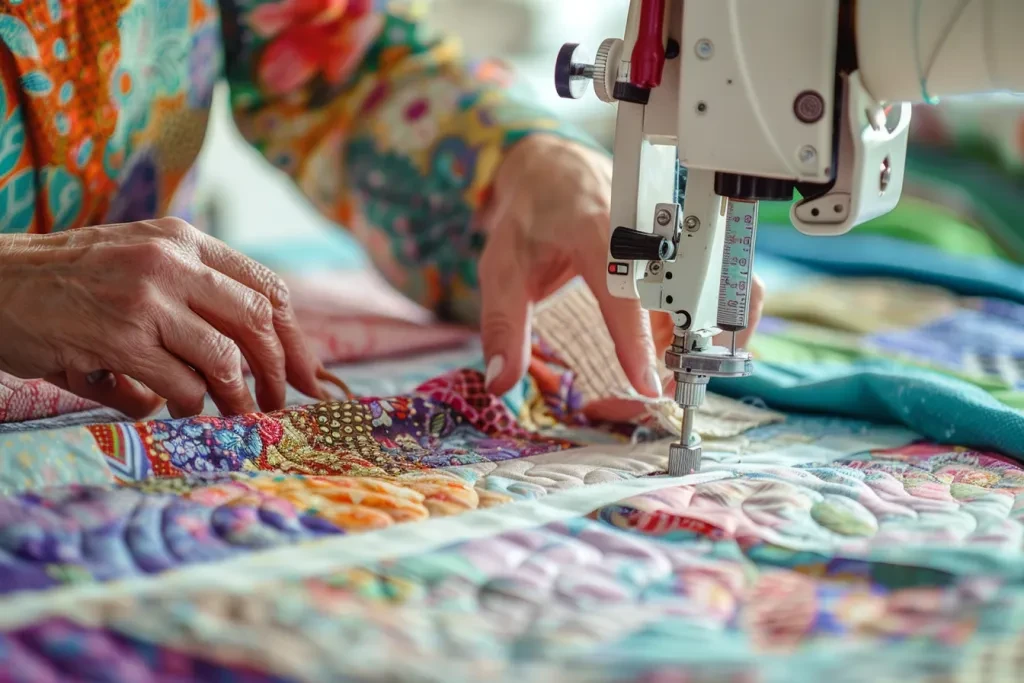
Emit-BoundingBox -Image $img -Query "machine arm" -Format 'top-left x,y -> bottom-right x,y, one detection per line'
554,0 -> 1024,475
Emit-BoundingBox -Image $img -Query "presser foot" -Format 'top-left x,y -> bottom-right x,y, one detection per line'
668,435 -> 703,476
665,344 -> 753,475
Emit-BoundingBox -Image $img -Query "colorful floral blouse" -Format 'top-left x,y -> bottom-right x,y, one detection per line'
0,0 -> 588,323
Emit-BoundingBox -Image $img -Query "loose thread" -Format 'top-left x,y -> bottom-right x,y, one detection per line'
914,0 -> 973,106
913,0 -> 940,104
317,367 -> 355,400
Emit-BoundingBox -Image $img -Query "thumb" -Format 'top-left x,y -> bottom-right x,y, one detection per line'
479,257 -> 533,397
48,371 -> 167,420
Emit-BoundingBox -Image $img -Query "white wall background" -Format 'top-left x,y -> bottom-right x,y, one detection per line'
194,0 -> 624,249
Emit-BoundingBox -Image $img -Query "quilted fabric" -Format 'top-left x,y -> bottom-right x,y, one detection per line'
0,471 -> 508,596
718,242 -> 1024,458
4,211 -> 1024,679
0,430 -> 112,495
0,373 -> 95,425
1,445 -> 1022,683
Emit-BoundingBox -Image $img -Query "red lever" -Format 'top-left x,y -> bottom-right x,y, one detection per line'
630,0 -> 666,88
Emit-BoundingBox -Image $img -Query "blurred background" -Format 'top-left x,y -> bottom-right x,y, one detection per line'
193,1 -> 1024,269
194,0 -> 624,264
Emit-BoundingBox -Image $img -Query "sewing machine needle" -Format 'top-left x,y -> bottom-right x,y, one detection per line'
680,405 -> 694,447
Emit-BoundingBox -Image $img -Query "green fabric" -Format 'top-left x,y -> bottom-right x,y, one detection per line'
902,147 -> 1024,262
758,190 -> 1008,261
750,325 -> 1024,405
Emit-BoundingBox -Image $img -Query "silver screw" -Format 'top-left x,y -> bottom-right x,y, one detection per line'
656,209 -> 672,226
798,145 -> 817,164
649,261 -> 662,275
695,39 -> 714,60
684,216 -> 700,232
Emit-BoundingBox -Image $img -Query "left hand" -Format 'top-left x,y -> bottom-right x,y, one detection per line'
478,134 -> 765,400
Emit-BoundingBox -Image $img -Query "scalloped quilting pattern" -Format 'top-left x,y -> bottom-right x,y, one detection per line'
0,471 -> 508,597
2,445 -> 1024,681
602,444 -> 1024,558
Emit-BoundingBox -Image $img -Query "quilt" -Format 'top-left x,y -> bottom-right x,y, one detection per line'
3,195 -> 1024,679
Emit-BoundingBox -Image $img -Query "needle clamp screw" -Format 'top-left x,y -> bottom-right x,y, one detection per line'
554,43 -> 594,100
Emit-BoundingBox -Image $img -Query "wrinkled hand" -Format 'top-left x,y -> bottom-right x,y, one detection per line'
0,218 -> 327,419
479,134 -> 765,400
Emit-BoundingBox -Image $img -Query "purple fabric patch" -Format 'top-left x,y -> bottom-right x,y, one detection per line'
867,305 -> 1024,382
870,308 -> 1024,358
755,316 -> 789,335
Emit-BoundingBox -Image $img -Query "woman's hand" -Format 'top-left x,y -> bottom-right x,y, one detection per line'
479,134 -> 765,397
0,218 -> 327,419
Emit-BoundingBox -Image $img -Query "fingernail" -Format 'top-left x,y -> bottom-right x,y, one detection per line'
646,367 -> 663,398
484,356 -> 504,391
86,370 -> 115,388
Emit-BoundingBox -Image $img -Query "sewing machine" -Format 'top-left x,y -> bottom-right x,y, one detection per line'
554,0 -> 1024,475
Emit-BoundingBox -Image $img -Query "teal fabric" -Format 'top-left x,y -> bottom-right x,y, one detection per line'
0,430 -> 112,495
757,226 -> 1024,303
714,230 -> 1024,459
234,229 -> 367,272
710,359 -> 1024,459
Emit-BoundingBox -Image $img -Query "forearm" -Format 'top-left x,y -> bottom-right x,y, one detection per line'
220,1 -> 598,322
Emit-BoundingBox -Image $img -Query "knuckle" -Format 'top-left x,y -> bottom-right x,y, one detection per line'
235,254 -> 290,309
481,255 -> 518,291
155,216 -> 196,240
481,310 -> 515,341
118,283 -> 161,316
206,337 -> 243,384
577,209 -> 609,236
130,241 -> 177,274
263,272 -> 290,309
197,266 -> 220,290
243,293 -> 275,332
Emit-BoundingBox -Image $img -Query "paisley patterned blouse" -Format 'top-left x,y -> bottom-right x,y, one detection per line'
0,0 -> 589,323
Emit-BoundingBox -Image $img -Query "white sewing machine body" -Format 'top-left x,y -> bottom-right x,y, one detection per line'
555,0 -> 1024,475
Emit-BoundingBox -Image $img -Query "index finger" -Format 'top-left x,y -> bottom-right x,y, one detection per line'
194,234 -> 326,402
577,237 -> 662,399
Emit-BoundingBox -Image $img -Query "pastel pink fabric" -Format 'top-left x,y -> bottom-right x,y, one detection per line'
285,269 -> 475,365
0,375 -> 94,423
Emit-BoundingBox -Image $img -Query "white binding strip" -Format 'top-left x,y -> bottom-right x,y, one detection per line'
0,470 -> 731,629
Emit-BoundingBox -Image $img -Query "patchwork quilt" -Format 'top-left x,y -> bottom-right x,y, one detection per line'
4,201 -> 1024,680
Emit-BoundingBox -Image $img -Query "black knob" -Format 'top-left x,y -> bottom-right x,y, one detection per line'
610,227 -> 675,261
555,43 -> 593,100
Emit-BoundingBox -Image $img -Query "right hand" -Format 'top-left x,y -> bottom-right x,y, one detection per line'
0,218 -> 328,419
